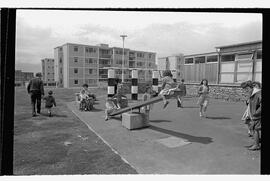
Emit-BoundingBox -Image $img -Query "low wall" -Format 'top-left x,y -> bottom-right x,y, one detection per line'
185,83 -> 249,102
107,82 -> 250,102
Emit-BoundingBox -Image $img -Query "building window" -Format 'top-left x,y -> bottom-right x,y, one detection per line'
89,69 -> 93,74
207,55 -> 218,63
86,58 -> 96,64
221,54 -> 235,62
86,47 -> 96,53
74,46 -> 78,52
59,58 -> 62,63
60,68 -> 62,74
74,68 -> 78,74
256,50 -> 262,59
74,57 -> 78,63
195,56 -> 206,64
236,53 -> 253,61
137,52 -> 144,58
184,58 -> 194,64
137,62 -> 145,67
74,80 -> 78,84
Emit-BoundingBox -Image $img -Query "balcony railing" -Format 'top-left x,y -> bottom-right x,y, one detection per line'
99,54 -> 112,59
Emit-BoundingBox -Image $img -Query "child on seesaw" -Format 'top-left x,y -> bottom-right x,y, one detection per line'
159,70 -> 178,109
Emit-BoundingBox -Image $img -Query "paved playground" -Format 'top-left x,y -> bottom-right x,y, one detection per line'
68,94 -> 260,174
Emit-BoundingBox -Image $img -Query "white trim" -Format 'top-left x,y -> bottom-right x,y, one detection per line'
108,86 -> 115,94
206,61 -> 218,64
131,86 -> 138,94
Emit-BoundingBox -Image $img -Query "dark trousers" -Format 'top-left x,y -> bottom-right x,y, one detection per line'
30,91 -> 41,115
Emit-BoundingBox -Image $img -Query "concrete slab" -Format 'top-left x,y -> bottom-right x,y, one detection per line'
156,136 -> 191,148
66,96 -> 260,174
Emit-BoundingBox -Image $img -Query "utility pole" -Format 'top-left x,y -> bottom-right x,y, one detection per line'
120,34 -> 127,83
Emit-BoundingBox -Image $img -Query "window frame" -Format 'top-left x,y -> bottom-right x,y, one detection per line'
220,54 -> 235,62
206,55 -> 218,63
184,57 -> 194,65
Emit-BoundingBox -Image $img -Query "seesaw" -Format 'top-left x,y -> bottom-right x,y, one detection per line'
109,89 -> 183,117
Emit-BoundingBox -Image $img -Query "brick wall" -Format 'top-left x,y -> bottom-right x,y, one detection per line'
108,82 -> 250,102
185,83 -> 249,102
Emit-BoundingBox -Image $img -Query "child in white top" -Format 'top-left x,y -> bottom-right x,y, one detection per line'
105,97 -> 120,121
197,79 -> 210,117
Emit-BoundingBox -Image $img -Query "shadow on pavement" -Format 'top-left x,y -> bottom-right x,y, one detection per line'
90,108 -> 104,112
149,125 -> 213,144
150,120 -> 172,123
206,116 -> 231,120
181,106 -> 198,108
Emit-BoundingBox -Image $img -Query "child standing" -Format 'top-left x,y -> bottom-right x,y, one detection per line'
105,97 -> 120,121
141,86 -> 153,124
159,70 -> 177,109
197,79 -> 209,117
43,90 -> 56,117
177,79 -> 187,108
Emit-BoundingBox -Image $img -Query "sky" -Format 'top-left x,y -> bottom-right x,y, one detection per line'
15,10 -> 262,73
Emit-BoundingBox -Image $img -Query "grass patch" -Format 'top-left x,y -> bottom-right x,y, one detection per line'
14,88 -> 137,175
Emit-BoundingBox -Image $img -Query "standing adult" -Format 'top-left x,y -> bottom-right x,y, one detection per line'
27,72 -> 44,117
177,79 -> 187,108
241,81 -> 261,151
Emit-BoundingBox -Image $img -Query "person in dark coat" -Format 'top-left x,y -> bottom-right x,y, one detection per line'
43,90 -> 56,117
241,80 -> 262,151
27,72 -> 44,117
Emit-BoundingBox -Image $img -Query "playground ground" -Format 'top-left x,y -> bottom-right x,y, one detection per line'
14,87 -> 260,174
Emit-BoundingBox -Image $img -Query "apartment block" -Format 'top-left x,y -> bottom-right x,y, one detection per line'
157,54 -> 184,81
54,43 -> 157,88
15,70 -> 34,86
41,58 -> 55,86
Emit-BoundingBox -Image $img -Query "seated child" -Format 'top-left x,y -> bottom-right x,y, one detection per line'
159,70 -> 177,109
82,83 -> 96,101
43,90 -> 56,117
79,89 -> 92,111
105,97 -> 120,121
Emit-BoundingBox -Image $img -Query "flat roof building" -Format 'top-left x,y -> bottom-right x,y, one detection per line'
158,40 -> 262,84
54,43 -> 157,88
41,58 -> 55,86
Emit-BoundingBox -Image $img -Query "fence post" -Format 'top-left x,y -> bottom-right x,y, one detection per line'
108,68 -> 115,97
131,69 -> 138,100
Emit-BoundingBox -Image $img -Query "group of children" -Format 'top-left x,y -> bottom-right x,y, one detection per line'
105,69 -> 209,121
157,70 -> 209,117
